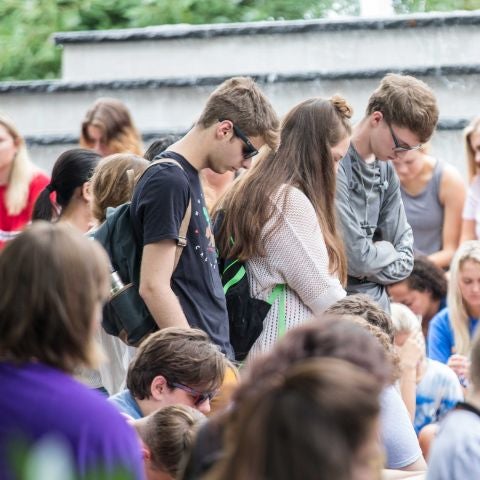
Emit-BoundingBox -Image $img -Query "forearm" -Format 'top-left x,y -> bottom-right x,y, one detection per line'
140,284 -> 190,329
427,249 -> 455,270
399,368 -> 417,422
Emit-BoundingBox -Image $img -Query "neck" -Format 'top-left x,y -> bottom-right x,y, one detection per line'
466,390 -> 480,410
467,305 -> 480,319
136,397 -> 160,417
168,126 -> 211,171
351,119 -> 376,164
59,200 -> 93,234
0,163 -> 12,186
425,298 -> 441,324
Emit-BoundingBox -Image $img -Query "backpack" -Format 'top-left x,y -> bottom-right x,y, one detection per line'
214,213 -> 286,361
221,257 -> 285,361
92,156 -> 191,346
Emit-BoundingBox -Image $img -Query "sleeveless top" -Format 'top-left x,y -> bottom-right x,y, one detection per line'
401,159 -> 444,256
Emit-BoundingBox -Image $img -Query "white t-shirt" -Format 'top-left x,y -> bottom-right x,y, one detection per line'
462,175 -> 480,240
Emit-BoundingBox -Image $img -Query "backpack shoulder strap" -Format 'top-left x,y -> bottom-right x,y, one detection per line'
146,154 -> 193,270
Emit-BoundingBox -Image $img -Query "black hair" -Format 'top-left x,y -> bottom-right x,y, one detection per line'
406,256 -> 447,300
143,135 -> 181,162
33,148 -> 101,221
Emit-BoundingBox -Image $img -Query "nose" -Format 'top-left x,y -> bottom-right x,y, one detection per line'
197,398 -> 211,414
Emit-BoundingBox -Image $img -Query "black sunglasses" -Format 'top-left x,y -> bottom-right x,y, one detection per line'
387,122 -> 422,154
168,381 -> 217,406
219,119 -> 259,160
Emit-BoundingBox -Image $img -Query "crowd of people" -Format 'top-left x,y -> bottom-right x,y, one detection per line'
0,73 -> 480,479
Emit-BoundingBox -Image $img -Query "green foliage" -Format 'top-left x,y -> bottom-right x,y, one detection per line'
393,0 -> 480,13
0,0 -> 478,81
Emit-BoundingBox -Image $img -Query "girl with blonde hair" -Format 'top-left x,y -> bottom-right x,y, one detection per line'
80,97 -> 143,156
461,117 -> 480,242
0,115 -> 49,248
428,240 -> 480,384
214,95 -> 352,355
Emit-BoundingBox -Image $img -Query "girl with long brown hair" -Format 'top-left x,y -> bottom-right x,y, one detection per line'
214,95 -> 352,355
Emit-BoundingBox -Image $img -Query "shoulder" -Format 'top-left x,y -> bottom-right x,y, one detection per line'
272,185 -> 316,216
430,308 -> 452,329
28,171 -> 50,195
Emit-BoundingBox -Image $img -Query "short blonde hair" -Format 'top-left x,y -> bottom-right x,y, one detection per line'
463,116 -> 480,182
390,303 -> 421,335
137,405 -> 205,477
90,153 -> 149,223
366,74 -> 439,143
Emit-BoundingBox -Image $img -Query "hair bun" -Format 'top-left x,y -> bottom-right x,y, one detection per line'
330,95 -> 353,119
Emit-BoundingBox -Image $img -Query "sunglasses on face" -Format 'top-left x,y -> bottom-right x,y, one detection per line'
387,122 -> 422,154
169,381 -> 218,406
219,119 -> 259,159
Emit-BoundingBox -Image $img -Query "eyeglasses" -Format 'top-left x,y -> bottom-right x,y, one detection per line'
168,381 -> 217,406
387,122 -> 422,154
219,119 -> 259,160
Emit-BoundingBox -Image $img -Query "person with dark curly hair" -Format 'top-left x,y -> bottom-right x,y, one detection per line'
388,256 -> 447,337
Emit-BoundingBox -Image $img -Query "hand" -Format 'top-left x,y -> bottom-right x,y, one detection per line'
447,354 -> 470,383
398,330 -> 424,371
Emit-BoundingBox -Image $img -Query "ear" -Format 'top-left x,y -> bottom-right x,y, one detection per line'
216,119 -> 234,140
150,375 -> 168,401
81,181 -> 92,202
370,111 -> 383,127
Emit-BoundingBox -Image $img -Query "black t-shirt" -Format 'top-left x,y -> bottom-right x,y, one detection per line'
131,152 -> 233,358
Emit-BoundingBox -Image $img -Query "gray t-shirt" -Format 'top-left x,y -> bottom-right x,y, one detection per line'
380,385 -> 423,469
427,406 -> 480,480
335,144 -> 414,311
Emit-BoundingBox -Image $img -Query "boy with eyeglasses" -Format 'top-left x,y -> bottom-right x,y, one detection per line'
131,77 -> 279,358
109,328 -> 226,418
335,73 -> 439,312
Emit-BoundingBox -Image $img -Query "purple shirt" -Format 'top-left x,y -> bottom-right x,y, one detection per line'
0,362 -> 145,479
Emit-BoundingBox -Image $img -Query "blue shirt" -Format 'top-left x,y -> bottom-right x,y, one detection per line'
427,307 -> 479,363
109,389 -> 143,420
415,359 -> 463,434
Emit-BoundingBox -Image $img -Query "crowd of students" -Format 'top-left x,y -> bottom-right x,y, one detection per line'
0,72 -> 480,479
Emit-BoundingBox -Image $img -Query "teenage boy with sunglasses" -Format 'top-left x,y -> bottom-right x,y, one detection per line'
109,328 -> 226,418
131,77 -> 279,358
335,73 -> 439,312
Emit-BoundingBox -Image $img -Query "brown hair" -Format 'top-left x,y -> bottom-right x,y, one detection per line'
127,328 -> 226,400
214,95 -> 352,284
137,405 -> 205,478
90,153 -> 149,223
325,294 -> 395,342
464,116 -> 480,181
366,74 -> 439,143
197,77 -> 279,150
80,97 -> 143,155
0,222 -> 110,373
210,359 -> 381,480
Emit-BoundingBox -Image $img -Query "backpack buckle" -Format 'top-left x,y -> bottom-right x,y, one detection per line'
177,236 -> 187,248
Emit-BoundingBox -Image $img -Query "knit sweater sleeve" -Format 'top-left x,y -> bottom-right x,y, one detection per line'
262,185 -> 345,314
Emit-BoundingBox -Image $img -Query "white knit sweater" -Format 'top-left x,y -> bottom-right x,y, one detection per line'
247,185 -> 346,355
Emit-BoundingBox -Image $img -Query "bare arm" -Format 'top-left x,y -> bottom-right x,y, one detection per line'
460,219 -> 477,243
428,165 -> 466,268
139,240 -> 190,329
